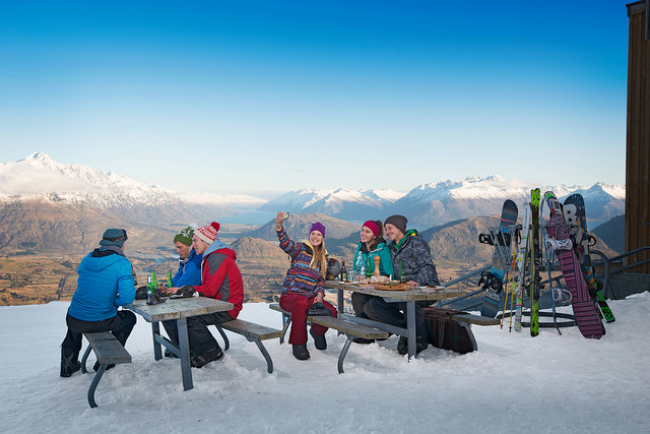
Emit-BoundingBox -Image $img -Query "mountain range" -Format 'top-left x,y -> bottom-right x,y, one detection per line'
0,152 -> 626,254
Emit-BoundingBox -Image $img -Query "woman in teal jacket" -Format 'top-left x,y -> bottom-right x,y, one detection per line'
351,220 -> 392,344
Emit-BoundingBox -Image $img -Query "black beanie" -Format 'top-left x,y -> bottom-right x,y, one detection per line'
384,215 -> 407,234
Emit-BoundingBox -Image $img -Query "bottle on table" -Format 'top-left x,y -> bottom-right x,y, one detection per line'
340,261 -> 348,282
151,272 -> 158,293
146,275 -> 154,304
167,270 -> 173,288
365,258 -> 372,278
399,261 -> 407,284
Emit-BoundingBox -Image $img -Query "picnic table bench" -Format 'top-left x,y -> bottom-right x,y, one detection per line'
213,319 -> 284,373
80,332 -> 132,408
269,303 -> 389,373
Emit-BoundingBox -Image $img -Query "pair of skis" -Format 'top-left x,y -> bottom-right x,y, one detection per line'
480,192 -> 613,338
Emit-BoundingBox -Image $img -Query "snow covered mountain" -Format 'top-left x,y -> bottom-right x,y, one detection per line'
259,187 -> 405,221
262,175 -> 625,228
0,152 -> 263,224
0,153 -> 626,253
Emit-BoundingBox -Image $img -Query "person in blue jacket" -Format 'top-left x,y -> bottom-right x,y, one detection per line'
162,225 -> 203,358
171,224 -> 202,287
60,229 -> 137,377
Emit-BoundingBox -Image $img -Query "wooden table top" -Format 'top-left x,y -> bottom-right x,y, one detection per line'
126,297 -> 234,322
324,280 -> 462,301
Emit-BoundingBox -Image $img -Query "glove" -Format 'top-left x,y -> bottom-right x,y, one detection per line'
169,285 -> 197,299
307,302 -> 333,317
135,286 -> 148,300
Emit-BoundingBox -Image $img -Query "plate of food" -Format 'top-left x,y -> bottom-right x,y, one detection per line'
373,282 -> 412,291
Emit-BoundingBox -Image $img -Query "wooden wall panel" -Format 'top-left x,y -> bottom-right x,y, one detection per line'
626,2 -> 650,274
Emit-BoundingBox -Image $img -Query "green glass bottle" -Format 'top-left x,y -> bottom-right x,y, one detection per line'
151,271 -> 158,292
365,257 -> 372,278
167,270 -> 173,288
399,261 -> 406,283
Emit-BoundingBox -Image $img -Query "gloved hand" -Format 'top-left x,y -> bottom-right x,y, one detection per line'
169,285 -> 197,299
135,286 -> 148,300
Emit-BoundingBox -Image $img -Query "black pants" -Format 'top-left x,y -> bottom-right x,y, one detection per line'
351,292 -> 381,319
364,298 -> 429,345
162,311 -> 233,357
61,310 -> 137,360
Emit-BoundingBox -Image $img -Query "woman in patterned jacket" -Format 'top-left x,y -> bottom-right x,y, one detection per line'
276,212 -> 337,361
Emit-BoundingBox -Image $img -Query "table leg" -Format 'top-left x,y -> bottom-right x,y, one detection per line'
337,289 -> 344,318
177,317 -> 193,391
406,301 -> 416,361
151,321 -> 162,361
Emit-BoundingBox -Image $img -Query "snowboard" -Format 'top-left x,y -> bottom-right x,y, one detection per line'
563,194 -> 615,323
545,193 -> 604,339
478,199 -> 518,318
529,189 -> 542,337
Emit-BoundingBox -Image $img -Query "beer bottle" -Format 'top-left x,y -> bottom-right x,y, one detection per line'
340,261 -> 348,282
365,257 -> 372,278
151,271 -> 158,294
167,270 -> 174,288
399,261 -> 407,284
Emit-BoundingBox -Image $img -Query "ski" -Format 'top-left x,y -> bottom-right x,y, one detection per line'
479,199 -> 518,318
529,189 -> 541,337
563,194 -> 615,323
545,192 -> 604,339
513,202 -> 531,332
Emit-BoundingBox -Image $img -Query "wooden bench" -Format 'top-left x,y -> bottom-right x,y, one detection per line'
213,319 -> 284,374
80,332 -> 132,408
451,312 -> 501,326
269,303 -> 389,373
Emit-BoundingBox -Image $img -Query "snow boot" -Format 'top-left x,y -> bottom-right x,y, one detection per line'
292,344 -> 310,360
190,346 -> 223,368
310,328 -> 327,350
60,351 -> 81,378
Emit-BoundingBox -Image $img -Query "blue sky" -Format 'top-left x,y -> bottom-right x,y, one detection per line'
0,1 -> 630,196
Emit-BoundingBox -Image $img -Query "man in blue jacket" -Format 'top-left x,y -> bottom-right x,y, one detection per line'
171,224 -> 202,287
60,229 -> 137,377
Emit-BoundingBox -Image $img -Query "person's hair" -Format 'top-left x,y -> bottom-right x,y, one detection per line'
372,220 -> 385,239
311,241 -> 328,278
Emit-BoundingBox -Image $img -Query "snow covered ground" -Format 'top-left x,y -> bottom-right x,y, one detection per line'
1,294 -> 648,434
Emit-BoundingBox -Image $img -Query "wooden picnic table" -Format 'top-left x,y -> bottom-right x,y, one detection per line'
126,297 -> 233,391
324,281 -> 462,360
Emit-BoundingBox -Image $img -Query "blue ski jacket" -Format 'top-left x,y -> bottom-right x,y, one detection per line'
68,248 -> 136,321
172,248 -> 203,287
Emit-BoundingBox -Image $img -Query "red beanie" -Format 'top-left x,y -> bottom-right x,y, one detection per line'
196,222 -> 220,244
363,220 -> 380,238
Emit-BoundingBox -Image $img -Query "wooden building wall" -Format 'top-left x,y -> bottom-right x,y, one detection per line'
626,1 -> 650,274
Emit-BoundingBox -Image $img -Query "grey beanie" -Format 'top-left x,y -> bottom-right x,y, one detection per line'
99,228 -> 128,248
384,215 -> 408,234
